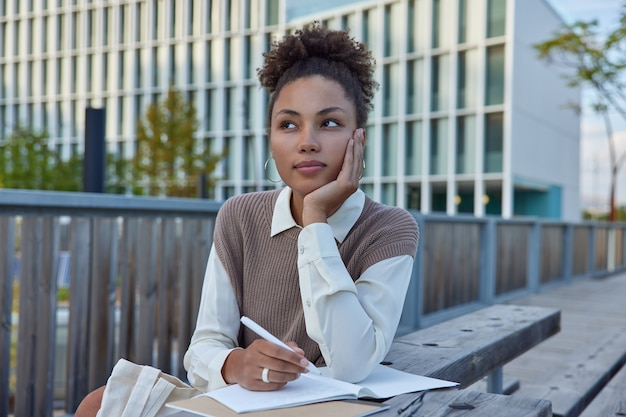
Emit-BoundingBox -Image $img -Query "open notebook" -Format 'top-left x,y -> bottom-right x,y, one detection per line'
167,364 -> 458,414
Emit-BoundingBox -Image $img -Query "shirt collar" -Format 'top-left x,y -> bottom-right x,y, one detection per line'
270,187 -> 365,243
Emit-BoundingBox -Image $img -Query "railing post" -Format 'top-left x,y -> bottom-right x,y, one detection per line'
588,224 -> 596,277
562,224 -> 574,283
480,218 -> 496,304
527,221 -> 541,292
607,226 -> 616,273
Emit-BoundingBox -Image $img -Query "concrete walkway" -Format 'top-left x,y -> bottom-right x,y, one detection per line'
471,272 -> 626,417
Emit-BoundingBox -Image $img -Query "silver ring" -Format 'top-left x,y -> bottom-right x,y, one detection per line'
261,367 -> 270,383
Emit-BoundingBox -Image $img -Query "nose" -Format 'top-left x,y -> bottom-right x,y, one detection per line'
297,129 -> 320,153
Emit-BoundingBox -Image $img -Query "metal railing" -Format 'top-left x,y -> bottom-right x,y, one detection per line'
1,189 -> 625,416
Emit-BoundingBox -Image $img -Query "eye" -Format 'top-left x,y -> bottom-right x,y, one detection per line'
279,120 -> 297,129
322,119 -> 340,128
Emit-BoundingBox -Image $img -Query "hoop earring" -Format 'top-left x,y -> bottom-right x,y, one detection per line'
264,156 -> 282,183
359,160 -> 366,180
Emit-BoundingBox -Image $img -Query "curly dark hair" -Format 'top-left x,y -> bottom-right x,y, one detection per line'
258,22 -> 378,128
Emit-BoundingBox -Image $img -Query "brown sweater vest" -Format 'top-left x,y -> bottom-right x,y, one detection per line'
213,189 -> 419,365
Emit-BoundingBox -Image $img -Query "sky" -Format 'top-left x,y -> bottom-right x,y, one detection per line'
547,0 -> 626,211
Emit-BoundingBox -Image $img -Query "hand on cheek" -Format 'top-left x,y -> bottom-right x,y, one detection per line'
301,128 -> 365,226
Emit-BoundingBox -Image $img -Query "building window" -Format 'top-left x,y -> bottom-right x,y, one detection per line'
457,48 -> 477,108
87,9 -> 94,48
204,0 -> 214,33
205,89 -> 215,131
244,85 -> 257,130
103,7 -> 110,46
42,17 -> 49,53
382,63 -> 399,117
407,59 -> 424,114
430,118 -> 448,175
407,185 -> 421,210
151,47 -> 158,87
0,23 -> 5,57
408,0 -> 428,53
86,55 -> 92,92
187,43 -> 194,85
382,123 -> 398,177
485,45 -> 505,105
487,0 -> 506,38
223,136 -> 235,180
362,8 -> 379,57
384,3 -> 400,57
135,2 -> 143,42
405,120 -> 423,176
432,0 -> 452,49
456,115 -> 475,174
246,0 -> 259,30
169,45 -> 176,83
27,18 -> 33,54
266,0 -> 278,26
484,112 -> 503,173
205,41 -> 212,83
243,135 -> 255,180
430,54 -> 450,112
118,51 -> 125,89
382,183 -> 397,206
70,56 -> 77,93
55,58 -> 62,94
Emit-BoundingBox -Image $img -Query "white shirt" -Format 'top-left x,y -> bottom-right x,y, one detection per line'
183,188 -> 414,392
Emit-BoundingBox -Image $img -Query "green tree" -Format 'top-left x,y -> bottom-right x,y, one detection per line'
534,7 -> 626,221
133,86 -> 221,197
0,126 -> 82,191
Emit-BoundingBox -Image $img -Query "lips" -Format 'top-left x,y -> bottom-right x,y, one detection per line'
294,160 -> 325,174
295,160 -> 325,168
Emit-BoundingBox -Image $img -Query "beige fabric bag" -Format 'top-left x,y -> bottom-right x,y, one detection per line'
96,358 -> 201,417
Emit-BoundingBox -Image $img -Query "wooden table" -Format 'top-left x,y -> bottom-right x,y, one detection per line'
377,304 -> 561,416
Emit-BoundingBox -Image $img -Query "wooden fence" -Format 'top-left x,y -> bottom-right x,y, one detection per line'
1,189 -> 626,417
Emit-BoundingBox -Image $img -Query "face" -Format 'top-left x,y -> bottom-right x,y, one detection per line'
270,75 -> 359,198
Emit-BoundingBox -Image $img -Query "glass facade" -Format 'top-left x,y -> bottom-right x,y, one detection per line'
0,0 -> 523,215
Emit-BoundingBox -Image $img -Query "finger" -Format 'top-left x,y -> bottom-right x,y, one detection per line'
286,341 -> 305,356
354,128 -> 365,179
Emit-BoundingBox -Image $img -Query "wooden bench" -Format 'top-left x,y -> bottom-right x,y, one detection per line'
579,362 -> 626,417
517,339 -> 626,417
376,303 -> 561,416
497,273 -> 626,417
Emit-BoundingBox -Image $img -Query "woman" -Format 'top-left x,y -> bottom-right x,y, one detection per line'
76,22 -> 418,416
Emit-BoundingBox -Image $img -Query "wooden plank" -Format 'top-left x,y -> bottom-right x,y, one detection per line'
34,217 -> 59,417
177,219 -> 195,379
381,389 -> 552,417
118,218 -> 138,362
88,218 -> 116,389
384,304 -> 561,388
157,218 -> 176,373
579,363 -> 626,417
135,218 -> 157,365
0,217 -> 15,417
14,217 -> 40,417
66,217 -> 91,412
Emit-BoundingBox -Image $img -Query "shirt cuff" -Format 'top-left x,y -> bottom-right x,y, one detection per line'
297,223 -> 340,267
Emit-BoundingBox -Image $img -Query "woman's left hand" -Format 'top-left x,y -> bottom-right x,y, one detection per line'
301,128 -> 364,226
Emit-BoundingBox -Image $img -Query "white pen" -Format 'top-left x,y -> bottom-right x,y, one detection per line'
240,316 -> 322,375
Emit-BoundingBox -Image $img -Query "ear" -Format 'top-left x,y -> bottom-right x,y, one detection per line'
361,128 -> 367,147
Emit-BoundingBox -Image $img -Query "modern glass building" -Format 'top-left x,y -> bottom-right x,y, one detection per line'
0,0 -> 580,219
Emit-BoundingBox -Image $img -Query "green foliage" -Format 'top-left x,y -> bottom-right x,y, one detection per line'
534,7 -> 626,119
0,126 -> 82,191
535,6 -> 626,221
132,86 -> 221,197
